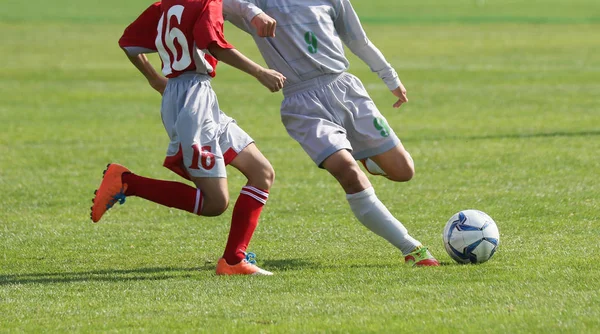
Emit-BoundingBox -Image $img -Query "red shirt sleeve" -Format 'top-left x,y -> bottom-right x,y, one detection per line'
118,2 -> 162,52
193,0 -> 234,50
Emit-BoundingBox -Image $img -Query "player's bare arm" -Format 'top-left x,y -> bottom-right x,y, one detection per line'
222,0 -> 275,37
391,82 -> 408,109
207,43 -> 285,92
122,50 -> 167,95
251,12 -> 277,37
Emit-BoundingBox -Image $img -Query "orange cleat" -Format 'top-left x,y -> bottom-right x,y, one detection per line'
215,258 -> 273,276
405,247 -> 440,267
90,163 -> 130,223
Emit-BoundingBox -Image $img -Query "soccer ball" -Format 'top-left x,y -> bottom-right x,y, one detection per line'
443,210 -> 500,264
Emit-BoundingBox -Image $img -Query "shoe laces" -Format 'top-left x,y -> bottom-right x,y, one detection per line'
244,252 -> 257,265
106,187 -> 127,210
406,246 -> 425,257
413,247 -> 431,259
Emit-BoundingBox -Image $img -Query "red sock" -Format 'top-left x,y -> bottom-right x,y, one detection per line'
223,186 -> 269,265
122,173 -> 203,215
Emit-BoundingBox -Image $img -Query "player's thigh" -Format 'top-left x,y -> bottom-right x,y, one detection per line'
336,75 -> 402,166
228,143 -> 275,190
322,149 -> 371,194
370,142 -> 415,182
190,176 -> 230,216
336,75 -> 414,181
218,122 -> 273,189
177,109 -> 228,173
164,78 -> 229,179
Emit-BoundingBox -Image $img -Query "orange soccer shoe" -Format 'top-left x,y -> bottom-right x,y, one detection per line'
215,257 -> 273,276
90,163 -> 130,223
405,247 -> 440,267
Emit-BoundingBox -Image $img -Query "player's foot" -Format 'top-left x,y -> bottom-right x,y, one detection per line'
90,163 -> 130,223
215,253 -> 273,276
359,158 -> 387,176
405,246 -> 440,267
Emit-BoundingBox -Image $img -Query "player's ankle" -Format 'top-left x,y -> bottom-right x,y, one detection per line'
121,172 -> 135,196
222,255 -> 244,266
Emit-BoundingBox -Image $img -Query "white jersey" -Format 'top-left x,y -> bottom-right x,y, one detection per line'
223,0 -> 401,94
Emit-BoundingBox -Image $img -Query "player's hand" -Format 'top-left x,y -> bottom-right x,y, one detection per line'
391,83 -> 408,108
256,68 -> 286,92
251,13 -> 277,37
149,76 -> 168,95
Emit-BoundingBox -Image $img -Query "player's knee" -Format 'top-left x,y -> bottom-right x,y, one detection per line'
261,164 -> 275,190
386,166 -> 415,182
201,195 -> 229,216
202,202 -> 229,216
382,152 -> 416,182
248,163 -> 275,191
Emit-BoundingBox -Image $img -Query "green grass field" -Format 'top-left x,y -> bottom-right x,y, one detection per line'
1,0 -> 599,332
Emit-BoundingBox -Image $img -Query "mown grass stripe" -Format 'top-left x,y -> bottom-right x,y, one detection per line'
1,13 -> 599,25
361,15 -> 600,25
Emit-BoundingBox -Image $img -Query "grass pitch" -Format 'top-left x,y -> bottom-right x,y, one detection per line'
1,0 -> 599,332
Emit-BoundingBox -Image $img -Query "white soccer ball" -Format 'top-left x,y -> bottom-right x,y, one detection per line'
443,209 -> 500,264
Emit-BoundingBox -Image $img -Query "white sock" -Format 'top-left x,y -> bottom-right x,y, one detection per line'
364,158 -> 387,176
346,187 -> 421,255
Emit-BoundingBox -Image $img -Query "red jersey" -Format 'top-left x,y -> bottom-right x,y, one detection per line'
118,0 -> 234,78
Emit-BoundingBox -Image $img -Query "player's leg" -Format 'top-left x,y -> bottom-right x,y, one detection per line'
347,142 -> 438,265
322,149 -> 430,260
229,143 -> 275,191
92,138 -> 231,220
361,142 -> 415,182
187,176 -> 229,216
216,143 -> 274,275
92,76 -> 231,222
329,75 -> 436,265
224,143 -> 274,264
215,126 -> 274,275
90,162 -> 228,222
322,149 -> 372,194
282,79 -> 437,266
153,75 -> 231,217
333,73 -> 414,182
90,164 -> 203,223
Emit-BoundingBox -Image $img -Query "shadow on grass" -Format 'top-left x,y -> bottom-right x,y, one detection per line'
262,258 -> 417,271
0,259 -> 320,285
1,257 -> 442,284
262,258 -> 321,271
0,266 -> 211,285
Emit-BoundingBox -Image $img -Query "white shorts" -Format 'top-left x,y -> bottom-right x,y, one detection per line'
281,72 -> 400,167
160,73 -> 253,179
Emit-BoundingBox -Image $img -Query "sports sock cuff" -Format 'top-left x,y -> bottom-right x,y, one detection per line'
121,172 -> 135,196
240,186 -> 269,205
365,158 -> 386,175
345,187 -> 375,201
193,189 -> 203,215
